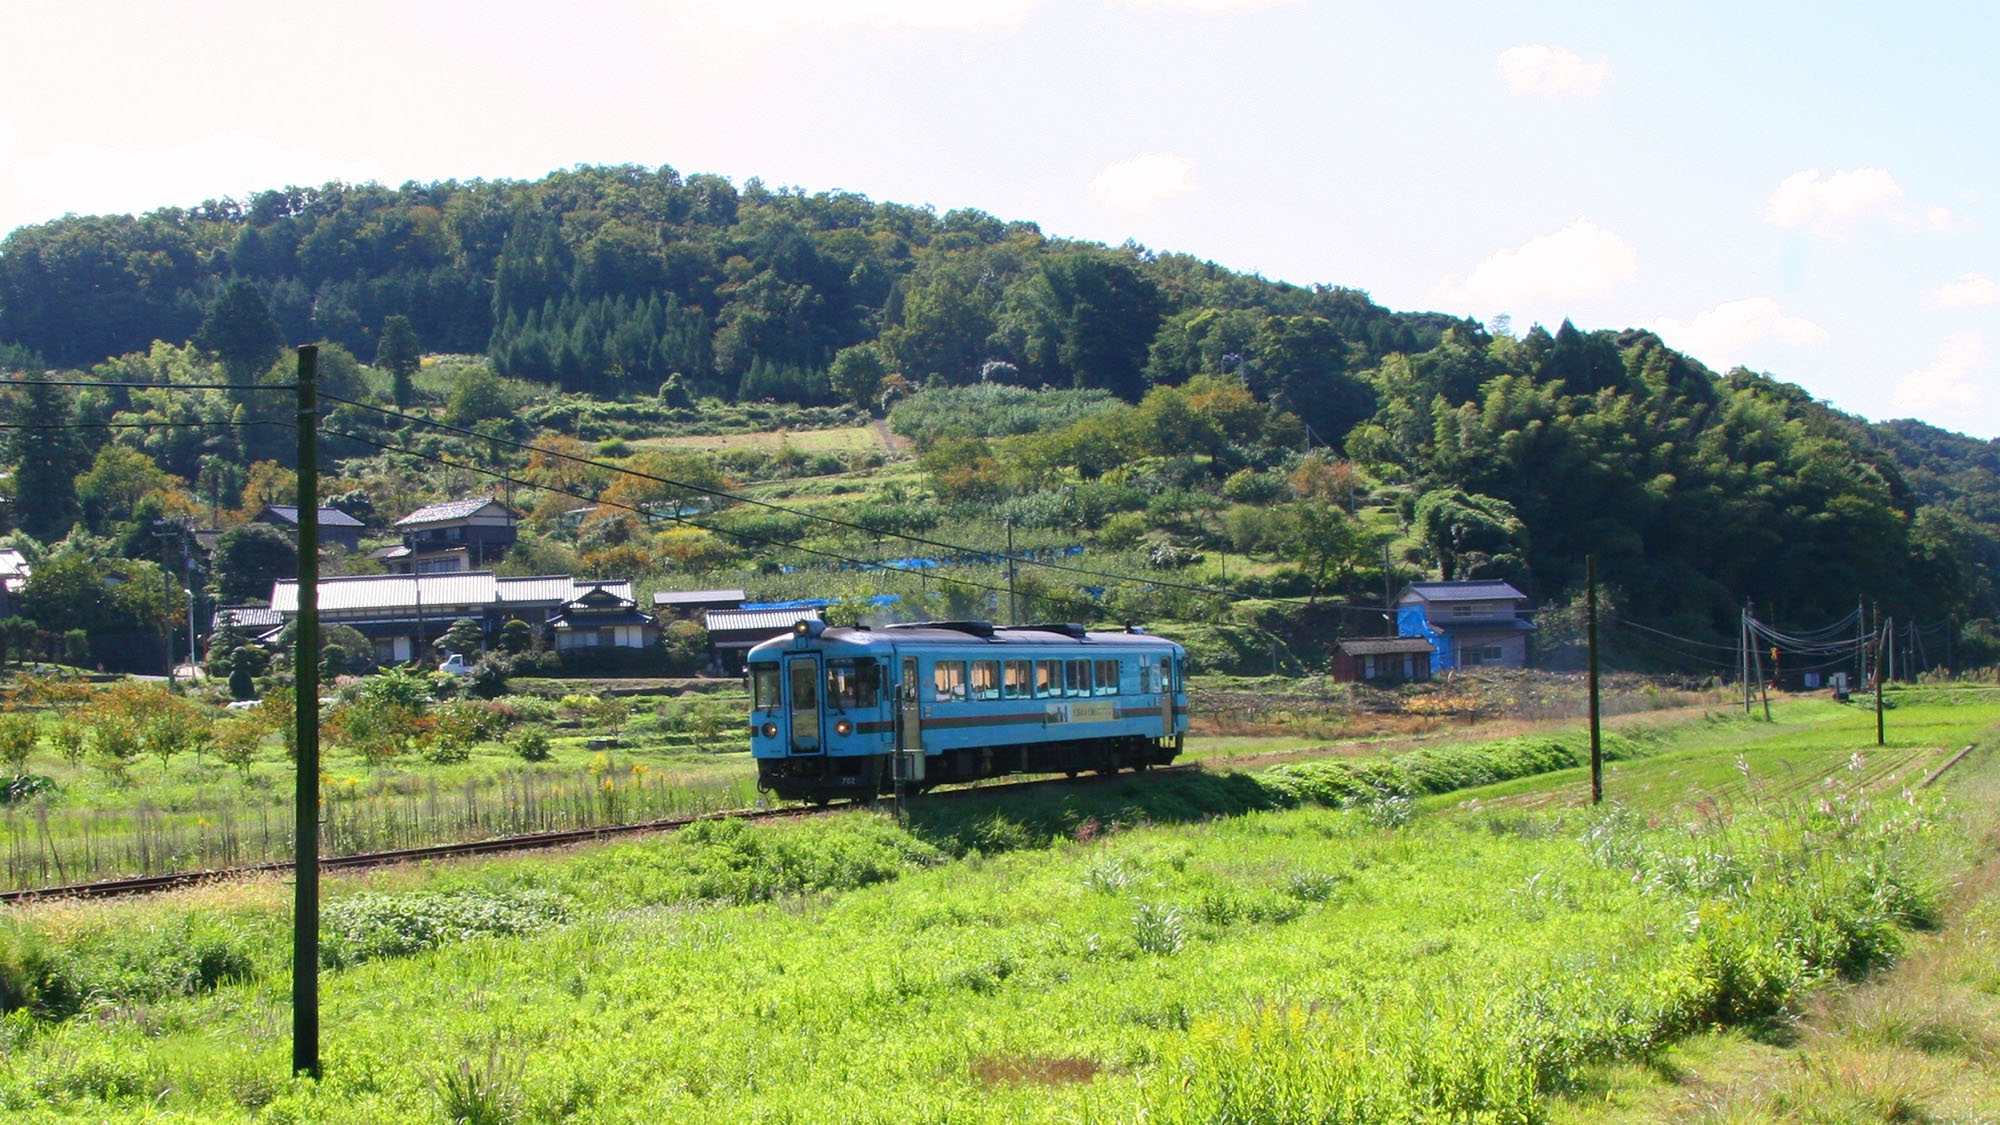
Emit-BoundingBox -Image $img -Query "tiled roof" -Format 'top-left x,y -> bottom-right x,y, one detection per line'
1400,580 -> 1526,603
1338,637 -> 1436,656
262,505 -> 365,528
497,576 -> 634,604
395,498 -> 515,526
212,605 -> 284,630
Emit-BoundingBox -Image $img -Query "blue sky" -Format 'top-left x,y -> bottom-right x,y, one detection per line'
3,0 -> 1994,437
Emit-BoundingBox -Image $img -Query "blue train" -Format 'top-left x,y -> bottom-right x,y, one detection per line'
748,620 -> 1188,801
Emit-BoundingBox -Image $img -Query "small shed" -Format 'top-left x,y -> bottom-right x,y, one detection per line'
704,607 -> 823,675
1333,637 -> 1436,684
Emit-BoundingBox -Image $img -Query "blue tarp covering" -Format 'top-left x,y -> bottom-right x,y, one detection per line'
1397,606 -> 1450,674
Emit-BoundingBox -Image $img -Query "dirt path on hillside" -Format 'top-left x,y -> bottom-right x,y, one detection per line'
872,417 -> 909,455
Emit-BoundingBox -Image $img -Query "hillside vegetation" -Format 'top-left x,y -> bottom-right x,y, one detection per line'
1,164 -> 1997,667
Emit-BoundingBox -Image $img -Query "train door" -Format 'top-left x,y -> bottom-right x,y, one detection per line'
1158,655 -> 1174,738
896,656 -> 922,752
787,654 -> 822,754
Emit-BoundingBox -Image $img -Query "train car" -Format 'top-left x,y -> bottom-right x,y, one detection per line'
747,620 -> 1188,801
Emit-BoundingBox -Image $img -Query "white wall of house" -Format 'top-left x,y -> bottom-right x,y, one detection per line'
554,624 -> 650,651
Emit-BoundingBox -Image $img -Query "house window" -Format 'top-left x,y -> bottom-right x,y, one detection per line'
598,628 -> 617,648
1452,603 -> 1473,617
1459,644 -> 1504,666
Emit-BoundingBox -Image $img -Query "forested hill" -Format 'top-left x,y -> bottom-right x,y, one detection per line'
2,162 -> 1999,664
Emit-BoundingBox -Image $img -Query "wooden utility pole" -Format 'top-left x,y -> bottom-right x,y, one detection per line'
1875,619 -> 1887,748
293,346 -> 322,1080
1587,555 -> 1602,805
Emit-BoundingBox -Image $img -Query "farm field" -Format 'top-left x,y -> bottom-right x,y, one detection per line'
0,691 -> 1993,1122
0,669 -> 1716,893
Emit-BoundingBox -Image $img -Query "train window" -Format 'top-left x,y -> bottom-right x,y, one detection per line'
751,663 -> 781,710
933,660 -> 968,702
1160,656 -> 1173,695
1034,660 -> 1060,698
826,659 -> 879,709
971,660 -> 1001,701
1003,660 -> 1032,700
1094,659 -> 1120,696
1065,660 -> 1091,697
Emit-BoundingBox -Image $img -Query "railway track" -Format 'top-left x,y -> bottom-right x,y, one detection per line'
0,764 -> 1196,905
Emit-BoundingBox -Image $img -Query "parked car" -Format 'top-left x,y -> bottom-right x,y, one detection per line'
437,653 -> 471,676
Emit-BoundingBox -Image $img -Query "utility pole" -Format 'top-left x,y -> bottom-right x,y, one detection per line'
293,346 -> 322,1081
1005,518 -> 1017,627
153,521 -> 180,684
1874,618 -> 1887,747
1587,555 -> 1601,805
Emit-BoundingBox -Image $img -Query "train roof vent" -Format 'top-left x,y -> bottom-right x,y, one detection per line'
998,622 -> 1089,640
882,620 -> 995,638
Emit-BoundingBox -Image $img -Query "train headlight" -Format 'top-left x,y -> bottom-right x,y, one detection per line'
760,722 -> 778,738
835,719 -> 853,736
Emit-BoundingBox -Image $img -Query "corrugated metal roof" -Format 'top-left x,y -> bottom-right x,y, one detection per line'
654,588 -> 746,606
1400,581 -> 1526,603
706,608 -> 822,633
395,498 -> 515,526
271,573 -> 497,613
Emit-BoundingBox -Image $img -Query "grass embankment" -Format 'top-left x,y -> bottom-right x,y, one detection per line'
0,693 -> 1990,1121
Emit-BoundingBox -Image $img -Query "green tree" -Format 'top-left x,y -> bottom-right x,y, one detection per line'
827,343 -> 889,410
435,616 -> 485,659
6,378 -> 83,540
210,523 -> 297,603
0,712 -> 38,773
376,314 -> 421,409
194,280 -> 284,382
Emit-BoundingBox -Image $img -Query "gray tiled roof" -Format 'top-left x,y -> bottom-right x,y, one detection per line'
262,505 -> 365,528
395,498 -> 515,526
1400,580 -> 1526,603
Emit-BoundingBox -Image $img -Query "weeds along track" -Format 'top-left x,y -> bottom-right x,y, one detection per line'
0,765 -> 1196,905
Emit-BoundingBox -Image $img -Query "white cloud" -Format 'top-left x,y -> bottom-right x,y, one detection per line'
1932,273 -> 2000,308
1760,167 -> 1959,239
1432,219 -> 1637,311
1088,152 -> 1196,212
686,0 -> 1046,34
1496,45 -> 1611,98
1108,0 -> 1303,12
1894,331 -> 1985,416
1645,298 -> 1829,367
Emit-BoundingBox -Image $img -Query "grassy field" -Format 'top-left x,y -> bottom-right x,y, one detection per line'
0,690 -> 1991,1121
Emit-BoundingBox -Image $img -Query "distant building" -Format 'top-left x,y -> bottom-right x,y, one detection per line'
0,549 -> 29,619
268,572 -> 645,665
1395,580 -> 1534,672
1333,637 -> 1436,684
380,498 -> 519,574
254,505 -> 366,553
553,584 -> 659,652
